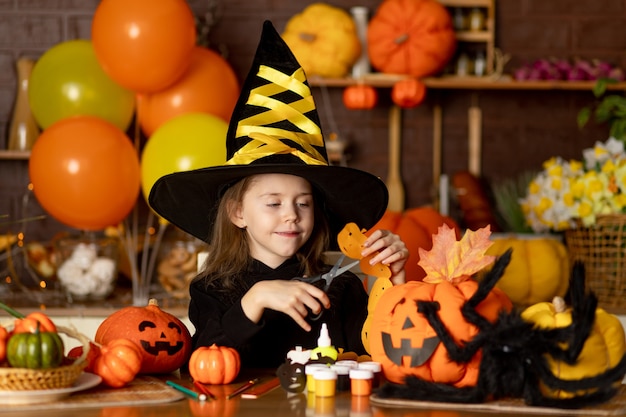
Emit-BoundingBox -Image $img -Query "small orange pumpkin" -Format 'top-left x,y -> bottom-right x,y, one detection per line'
93,338 -> 143,388
367,0 -> 456,77
368,207 -> 461,281
189,344 -> 241,385
391,78 -> 427,108
342,85 -> 378,110
0,325 -> 8,362
95,298 -> 192,374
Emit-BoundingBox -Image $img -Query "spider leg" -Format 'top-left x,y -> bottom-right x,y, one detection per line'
461,249 -> 512,330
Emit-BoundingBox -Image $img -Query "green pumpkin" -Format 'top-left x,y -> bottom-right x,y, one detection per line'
7,329 -> 64,369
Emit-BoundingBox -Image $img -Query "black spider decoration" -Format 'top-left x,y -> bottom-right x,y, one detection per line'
377,249 -> 626,409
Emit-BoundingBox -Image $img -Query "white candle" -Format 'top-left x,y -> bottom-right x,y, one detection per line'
439,174 -> 449,216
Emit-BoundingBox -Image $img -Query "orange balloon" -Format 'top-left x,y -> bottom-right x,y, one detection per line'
136,47 -> 240,136
91,0 -> 196,93
29,116 -> 140,231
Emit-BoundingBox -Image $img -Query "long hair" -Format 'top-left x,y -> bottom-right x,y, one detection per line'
198,175 -> 330,295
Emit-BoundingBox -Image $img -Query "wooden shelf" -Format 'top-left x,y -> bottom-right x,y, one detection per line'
0,150 -> 30,160
309,74 -> 626,91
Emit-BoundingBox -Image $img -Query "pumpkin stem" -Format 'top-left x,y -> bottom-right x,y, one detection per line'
394,33 -> 409,45
0,300 -> 25,319
552,296 -> 566,313
148,298 -> 159,307
299,32 -> 316,43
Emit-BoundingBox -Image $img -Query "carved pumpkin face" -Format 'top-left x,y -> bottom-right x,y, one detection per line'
95,299 -> 192,374
369,280 -> 512,386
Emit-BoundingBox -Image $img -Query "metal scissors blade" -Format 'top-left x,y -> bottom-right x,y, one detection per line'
319,254 -> 360,290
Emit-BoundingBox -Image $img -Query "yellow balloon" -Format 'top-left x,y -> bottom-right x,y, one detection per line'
29,40 -> 135,130
141,112 -> 228,202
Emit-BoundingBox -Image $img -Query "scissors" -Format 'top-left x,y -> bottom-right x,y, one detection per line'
292,254 -> 360,320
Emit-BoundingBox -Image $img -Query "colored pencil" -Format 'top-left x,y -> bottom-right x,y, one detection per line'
166,380 -> 207,402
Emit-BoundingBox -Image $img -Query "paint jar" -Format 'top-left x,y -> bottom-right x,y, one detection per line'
314,369 -> 338,397
306,364 -> 329,392
357,361 -> 382,388
334,360 -> 358,369
349,369 -> 374,396
330,364 -> 351,392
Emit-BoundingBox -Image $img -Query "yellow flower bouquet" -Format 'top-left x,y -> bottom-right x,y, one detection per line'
520,137 -> 626,232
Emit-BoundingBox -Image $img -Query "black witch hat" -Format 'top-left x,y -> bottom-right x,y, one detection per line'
148,21 -> 388,241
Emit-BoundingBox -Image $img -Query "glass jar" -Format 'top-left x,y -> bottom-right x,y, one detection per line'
55,236 -> 119,302
157,239 -> 207,299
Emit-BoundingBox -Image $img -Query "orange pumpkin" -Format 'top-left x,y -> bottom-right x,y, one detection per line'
95,298 -> 192,374
367,0 -> 456,77
369,273 -> 512,386
391,78 -> 427,108
342,85 -> 378,110
368,207 -> 460,281
0,325 -> 7,362
13,311 -> 57,333
93,338 -> 143,387
189,344 -> 241,385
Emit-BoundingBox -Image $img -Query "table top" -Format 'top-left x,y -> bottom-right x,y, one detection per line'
0,371 -> 615,417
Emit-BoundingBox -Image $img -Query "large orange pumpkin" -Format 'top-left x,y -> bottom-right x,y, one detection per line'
367,0 -> 456,77
95,298 -> 192,374
368,207 -> 460,281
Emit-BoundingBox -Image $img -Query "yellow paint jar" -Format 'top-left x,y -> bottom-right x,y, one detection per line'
305,363 -> 328,392
314,368 -> 338,397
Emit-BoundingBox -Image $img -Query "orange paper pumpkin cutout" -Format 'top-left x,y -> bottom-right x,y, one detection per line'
337,222 -> 391,279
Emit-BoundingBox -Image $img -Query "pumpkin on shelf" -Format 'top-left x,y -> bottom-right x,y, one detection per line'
281,3 -> 361,78
342,84 -> 378,110
188,344 -> 241,385
367,0 -> 456,77
391,78 -> 427,108
368,206 -> 461,281
369,225 -> 512,386
521,295 -> 626,399
480,235 -> 570,307
94,298 -> 192,374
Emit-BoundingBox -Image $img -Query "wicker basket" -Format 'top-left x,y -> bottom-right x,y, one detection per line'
0,325 -> 90,390
564,214 -> 626,310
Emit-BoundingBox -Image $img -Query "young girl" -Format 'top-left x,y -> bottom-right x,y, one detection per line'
149,21 -> 408,368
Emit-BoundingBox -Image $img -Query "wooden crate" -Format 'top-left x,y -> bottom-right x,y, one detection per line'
438,0 -> 496,78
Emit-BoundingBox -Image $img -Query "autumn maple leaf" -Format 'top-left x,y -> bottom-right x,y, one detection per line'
418,224 -> 495,285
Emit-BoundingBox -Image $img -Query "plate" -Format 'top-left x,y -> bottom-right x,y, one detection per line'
0,372 -> 102,405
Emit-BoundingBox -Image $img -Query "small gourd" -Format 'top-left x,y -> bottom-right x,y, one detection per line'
189,344 -> 241,385
342,85 -> 378,110
391,78 -> 427,108
93,338 -> 143,388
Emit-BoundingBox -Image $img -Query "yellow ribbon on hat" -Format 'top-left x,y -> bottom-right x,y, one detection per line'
226,65 -> 328,166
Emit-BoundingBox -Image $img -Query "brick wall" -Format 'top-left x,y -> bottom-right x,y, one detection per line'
0,0 -> 625,240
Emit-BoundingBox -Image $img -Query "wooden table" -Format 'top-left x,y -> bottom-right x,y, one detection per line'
0,371 -> 611,417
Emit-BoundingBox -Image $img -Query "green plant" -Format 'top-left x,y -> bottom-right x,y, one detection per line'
578,78 -> 626,141
492,172 -> 536,233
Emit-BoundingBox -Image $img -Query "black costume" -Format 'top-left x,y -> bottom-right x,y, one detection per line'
189,257 -> 368,368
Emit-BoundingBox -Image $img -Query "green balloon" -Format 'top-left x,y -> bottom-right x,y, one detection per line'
29,39 -> 135,130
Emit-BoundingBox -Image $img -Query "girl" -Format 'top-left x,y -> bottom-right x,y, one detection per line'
149,21 -> 408,368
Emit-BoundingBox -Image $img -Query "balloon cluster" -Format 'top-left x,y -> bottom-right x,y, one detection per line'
28,0 -> 239,231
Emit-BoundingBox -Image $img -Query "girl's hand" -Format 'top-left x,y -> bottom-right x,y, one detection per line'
361,229 -> 408,285
241,280 -> 330,332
